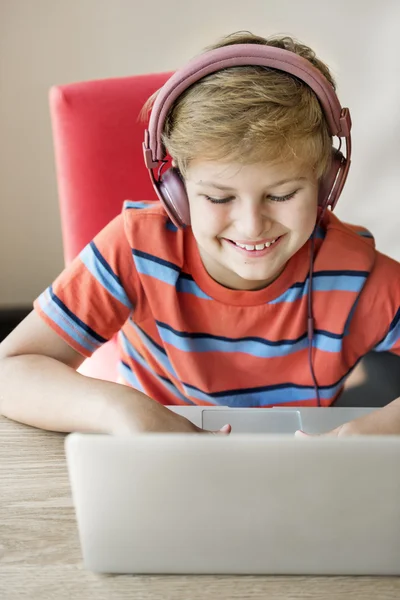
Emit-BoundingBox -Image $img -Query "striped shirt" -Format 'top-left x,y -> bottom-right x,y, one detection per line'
34,201 -> 400,407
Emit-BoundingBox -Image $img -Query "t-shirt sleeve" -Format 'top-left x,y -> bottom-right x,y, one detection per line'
34,214 -> 136,357
369,253 -> 400,357
374,307 -> 400,356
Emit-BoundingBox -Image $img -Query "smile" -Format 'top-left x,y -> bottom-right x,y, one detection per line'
234,239 -> 279,251
223,235 -> 285,257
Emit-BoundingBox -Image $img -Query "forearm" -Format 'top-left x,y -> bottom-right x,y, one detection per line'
342,396 -> 400,435
0,354 -> 147,433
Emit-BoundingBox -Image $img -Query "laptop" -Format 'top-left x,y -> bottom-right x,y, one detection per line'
65,406 -> 400,575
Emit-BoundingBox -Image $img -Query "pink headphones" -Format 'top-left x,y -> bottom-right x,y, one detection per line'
143,43 -> 352,229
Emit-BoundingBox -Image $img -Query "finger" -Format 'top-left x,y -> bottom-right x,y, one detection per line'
219,424 -> 231,434
295,427 -> 343,438
294,430 -> 311,438
206,423 -> 231,435
322,425 -> 344,437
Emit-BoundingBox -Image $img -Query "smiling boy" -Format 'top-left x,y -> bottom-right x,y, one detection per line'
0,32 -> 399,436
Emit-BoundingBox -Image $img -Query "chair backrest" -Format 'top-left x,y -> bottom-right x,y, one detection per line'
49,72 -> 172,265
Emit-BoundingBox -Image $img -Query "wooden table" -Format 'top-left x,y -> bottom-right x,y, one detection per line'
1,417 -> 400,600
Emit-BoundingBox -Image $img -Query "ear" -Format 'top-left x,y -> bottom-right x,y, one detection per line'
171,159 -> 184,183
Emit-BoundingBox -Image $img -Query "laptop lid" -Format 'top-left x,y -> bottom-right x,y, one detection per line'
65,433 -> 400,575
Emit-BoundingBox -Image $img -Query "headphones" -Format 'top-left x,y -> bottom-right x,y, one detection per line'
143,43 -> 352,229
142,43 -> 353,407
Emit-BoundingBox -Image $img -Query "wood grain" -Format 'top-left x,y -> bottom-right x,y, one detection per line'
1,417 -> 399,599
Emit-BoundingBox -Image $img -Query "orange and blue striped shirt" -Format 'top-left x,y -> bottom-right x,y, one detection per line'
34,201 -> 400,407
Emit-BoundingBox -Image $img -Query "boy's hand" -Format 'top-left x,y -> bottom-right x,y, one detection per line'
109,391 -> 231,435
295,398 -> 400,438
295,422 -> 351,438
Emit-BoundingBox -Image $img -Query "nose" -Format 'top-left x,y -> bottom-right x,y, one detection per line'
235,202 -> 273,240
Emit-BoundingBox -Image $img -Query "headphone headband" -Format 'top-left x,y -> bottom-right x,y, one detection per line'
142,43 -> 352,225
143,44 -> 351,168
141,43 -> 353,403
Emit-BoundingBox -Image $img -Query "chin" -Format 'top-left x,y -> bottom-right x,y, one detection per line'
235,268 -> 277,284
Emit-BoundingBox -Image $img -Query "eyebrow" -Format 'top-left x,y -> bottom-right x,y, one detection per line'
195,177 -> 307,191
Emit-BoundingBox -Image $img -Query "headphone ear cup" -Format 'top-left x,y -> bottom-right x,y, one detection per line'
152,167 -> 191,228
318,149 -> 346,211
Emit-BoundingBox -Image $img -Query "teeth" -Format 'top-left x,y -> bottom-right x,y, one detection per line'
235,239 -> 277,251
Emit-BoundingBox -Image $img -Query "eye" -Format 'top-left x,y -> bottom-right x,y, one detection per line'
204,195 -> 234,204
204,190 -> 299,204
268,190 -> 298,202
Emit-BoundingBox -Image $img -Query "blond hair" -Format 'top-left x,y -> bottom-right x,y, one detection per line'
142,31 -> 336,179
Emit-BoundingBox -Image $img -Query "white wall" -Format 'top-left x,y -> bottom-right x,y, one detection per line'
1,0 -> 399,307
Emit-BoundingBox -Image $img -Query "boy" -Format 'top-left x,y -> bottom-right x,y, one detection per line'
0,32 -> 399,436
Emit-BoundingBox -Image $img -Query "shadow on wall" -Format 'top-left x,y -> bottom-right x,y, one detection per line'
337,351 -> 400,408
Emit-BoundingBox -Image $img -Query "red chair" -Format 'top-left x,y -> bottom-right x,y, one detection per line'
49,72 -> 172,381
